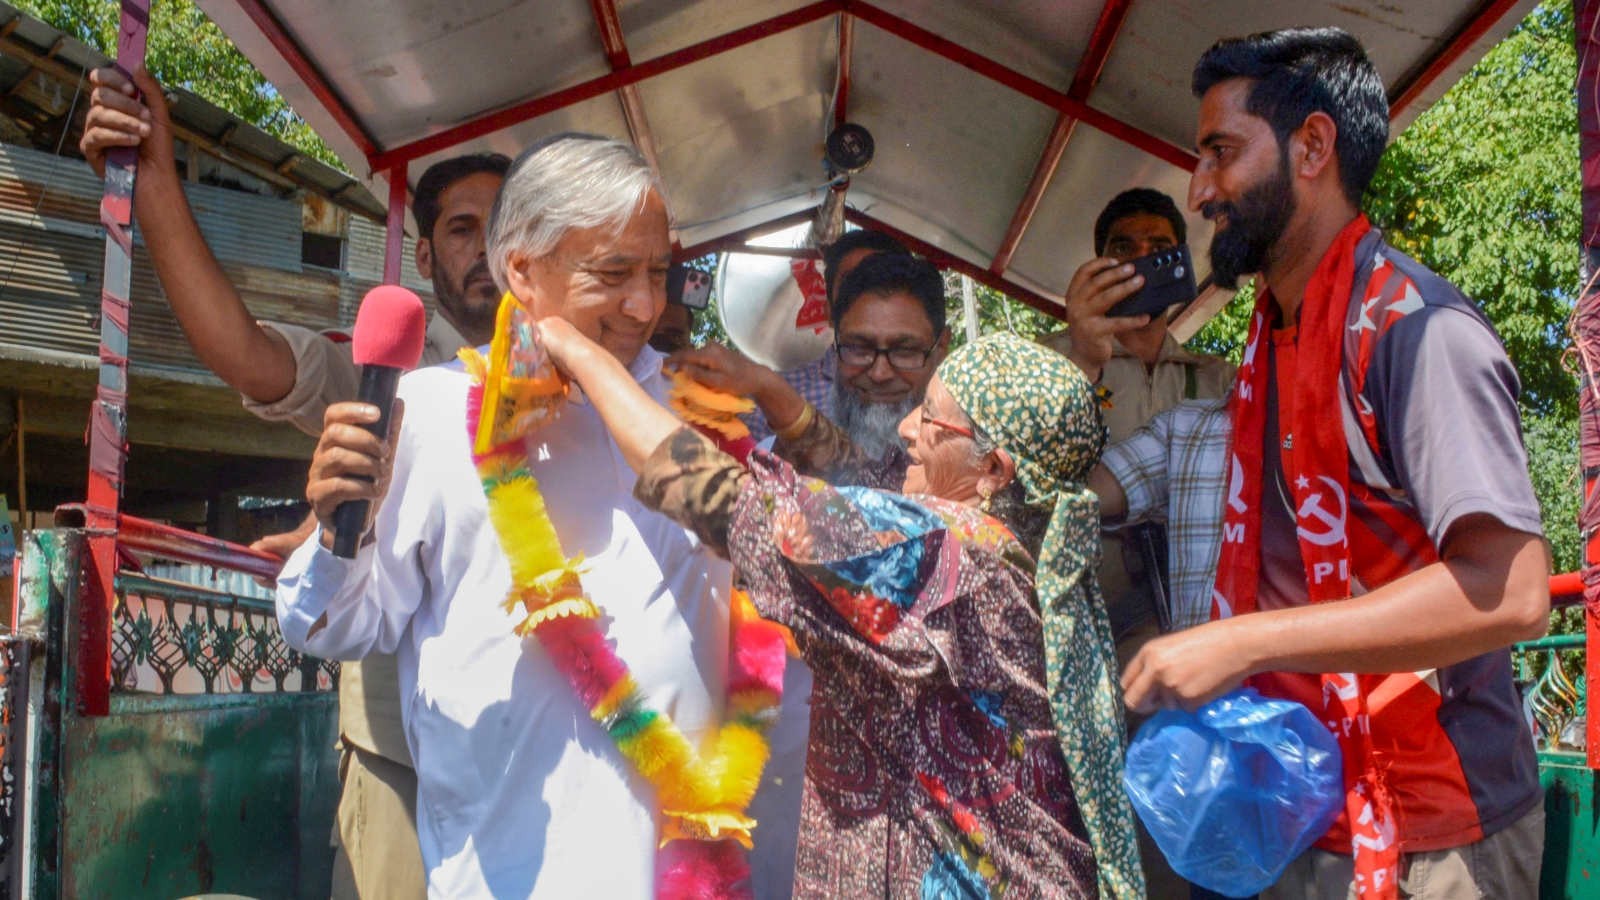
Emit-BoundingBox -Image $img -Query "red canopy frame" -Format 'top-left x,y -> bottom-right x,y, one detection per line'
231,0 -> 1530,314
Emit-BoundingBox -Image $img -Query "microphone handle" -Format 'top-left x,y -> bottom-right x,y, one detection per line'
331,365 -> 402,559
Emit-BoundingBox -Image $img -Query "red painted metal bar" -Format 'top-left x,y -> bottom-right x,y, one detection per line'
81,0 -> 149,718
705,244 -> 820,260
383,162 -> 408,285
1067,0 -> 1136,100
1552,571 -> 1586,604
235,0 -> 378,158
588,0 -> 633,69
991,0 -> 1135,274
370,1 -> 844,172
116,513 -> 283,581
588,0 -> 668,219
991,114 -> 1078,275
1389,0 -> 1525,120
847,1 -> 1196,172
843,207 -> 1065,321
834,12 -> 854,130
1574,0 -> 1600,768
673,209 -> 820,261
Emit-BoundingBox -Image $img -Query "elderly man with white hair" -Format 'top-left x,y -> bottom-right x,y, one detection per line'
276,134 -> 769,898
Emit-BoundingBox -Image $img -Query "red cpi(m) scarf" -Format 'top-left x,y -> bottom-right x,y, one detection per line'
1210,214 -> 1401,900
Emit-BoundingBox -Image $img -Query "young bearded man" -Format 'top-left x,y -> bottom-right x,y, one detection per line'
80,66 -> 510,900
1100,28 -> 1550,900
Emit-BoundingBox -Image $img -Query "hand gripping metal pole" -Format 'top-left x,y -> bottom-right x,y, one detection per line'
80,0 -> 149,718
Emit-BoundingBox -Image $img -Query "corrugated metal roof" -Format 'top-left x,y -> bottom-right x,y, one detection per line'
196,0 -> 1540,320
0,141 -> 433,372
0,1 -> 389,222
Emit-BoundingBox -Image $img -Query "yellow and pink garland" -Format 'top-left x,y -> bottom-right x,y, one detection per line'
458,298 -> 786,898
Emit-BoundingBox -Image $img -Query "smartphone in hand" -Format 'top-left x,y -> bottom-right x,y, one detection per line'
1106,244 -> 1198,319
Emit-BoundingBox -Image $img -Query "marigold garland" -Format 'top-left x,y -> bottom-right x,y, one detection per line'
460,325 -> 786,899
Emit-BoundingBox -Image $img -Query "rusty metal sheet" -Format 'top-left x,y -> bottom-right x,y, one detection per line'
59,692 -> 339,900
0,141 -> 433,374
14,529 -> 339,900
1538,752 -> 1600,900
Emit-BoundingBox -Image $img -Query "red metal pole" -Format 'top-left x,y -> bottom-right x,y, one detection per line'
115,513 -> 281,581
834,12 -> 854,130
80,0 -> 149,718
1574,0 -> 1600,767
672,209 -> 820,261
384,163 -> 408,286
990,0 -> 1134,275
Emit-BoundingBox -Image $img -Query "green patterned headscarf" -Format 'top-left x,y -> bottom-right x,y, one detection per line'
937,333 -> 1143,900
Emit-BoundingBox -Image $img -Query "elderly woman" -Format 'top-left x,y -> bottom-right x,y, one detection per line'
536,321 -> 1142,900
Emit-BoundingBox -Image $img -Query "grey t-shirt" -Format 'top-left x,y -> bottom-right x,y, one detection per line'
1253,236 -> 1544,850
1258,293 -> 1543,614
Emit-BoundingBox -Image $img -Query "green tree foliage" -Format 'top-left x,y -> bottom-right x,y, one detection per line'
940,271 -> 1060,350
1366,1 -> 1579,419
11,0 -> 340,166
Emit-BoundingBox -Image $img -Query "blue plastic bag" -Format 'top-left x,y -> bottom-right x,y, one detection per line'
1123,688 -> 1344,897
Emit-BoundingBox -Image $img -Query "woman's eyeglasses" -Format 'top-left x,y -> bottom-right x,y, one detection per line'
922,414 -> 974,439
835,343 -> 934,371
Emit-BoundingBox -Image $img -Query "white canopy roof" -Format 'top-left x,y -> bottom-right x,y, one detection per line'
194,0 -> 1536,326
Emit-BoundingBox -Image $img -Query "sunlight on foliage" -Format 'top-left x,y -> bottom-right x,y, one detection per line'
12,0 -> 342,168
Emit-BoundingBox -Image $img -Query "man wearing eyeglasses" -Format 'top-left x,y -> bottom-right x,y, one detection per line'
674,252 -> 948,492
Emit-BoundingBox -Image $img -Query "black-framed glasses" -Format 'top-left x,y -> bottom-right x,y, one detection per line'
835,342 -> 935,371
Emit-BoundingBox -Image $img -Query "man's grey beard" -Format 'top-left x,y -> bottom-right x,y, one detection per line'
831,380 -> 916,459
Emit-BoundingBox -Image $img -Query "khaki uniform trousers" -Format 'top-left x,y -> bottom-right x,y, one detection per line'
330,745 -> 427,900
1261,804 -> 1544,900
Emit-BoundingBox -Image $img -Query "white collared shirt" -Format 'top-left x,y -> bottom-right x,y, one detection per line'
276,345 -> 734,899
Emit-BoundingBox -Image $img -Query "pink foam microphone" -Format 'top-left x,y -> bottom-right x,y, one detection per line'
332,286 -> 428,558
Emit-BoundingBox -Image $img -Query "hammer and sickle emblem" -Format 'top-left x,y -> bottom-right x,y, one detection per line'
1296,476 -> 1347,547
1227,454 -> 1247,513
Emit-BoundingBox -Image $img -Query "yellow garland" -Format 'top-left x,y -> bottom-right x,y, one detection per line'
461,311 -> 779,850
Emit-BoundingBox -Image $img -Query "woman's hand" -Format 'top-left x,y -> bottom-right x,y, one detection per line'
671,342 -> 806,432
668,342 -> 777,397
534,316 -> 596,377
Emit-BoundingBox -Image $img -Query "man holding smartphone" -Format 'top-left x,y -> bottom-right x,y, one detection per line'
1043,189 -> 1235,442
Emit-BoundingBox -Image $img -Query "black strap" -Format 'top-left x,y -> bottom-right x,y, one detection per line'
1183,362 -> 1198,400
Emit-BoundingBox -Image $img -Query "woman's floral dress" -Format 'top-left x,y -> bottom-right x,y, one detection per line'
637,428 -> 1100,900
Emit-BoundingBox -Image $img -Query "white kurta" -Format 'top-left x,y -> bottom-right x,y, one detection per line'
276,346 -> 735,899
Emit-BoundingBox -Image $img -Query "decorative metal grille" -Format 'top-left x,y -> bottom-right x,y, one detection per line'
1517,644 -> 1585,752
111,574 -> 338,695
